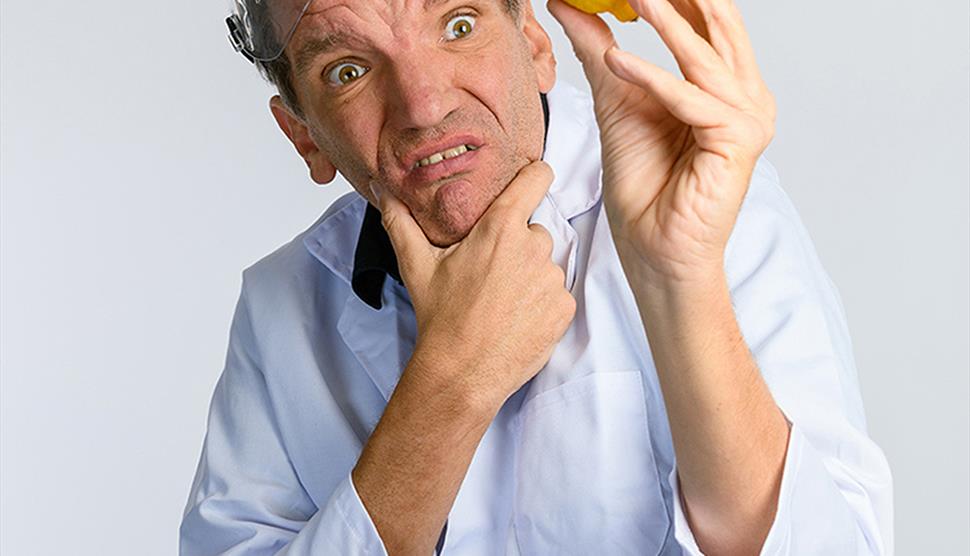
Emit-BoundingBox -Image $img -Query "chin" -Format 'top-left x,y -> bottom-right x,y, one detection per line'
424,214 -> 478,248
423,178 -> 497,247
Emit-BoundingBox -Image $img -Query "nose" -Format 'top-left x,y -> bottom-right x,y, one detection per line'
384,41 -> 461,132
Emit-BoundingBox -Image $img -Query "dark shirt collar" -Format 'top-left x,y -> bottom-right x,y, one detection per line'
352,92 -> 551,310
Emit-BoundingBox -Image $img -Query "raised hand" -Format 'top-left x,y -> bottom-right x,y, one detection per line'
370,161 -> 576,410
548,0 -> 776,286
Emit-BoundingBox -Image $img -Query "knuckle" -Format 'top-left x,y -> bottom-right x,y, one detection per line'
380,212 -> 397,233
696,52 -> 721,76
550,263 -> 566,286
538,264 -> 566,297
557,291 -> 577,327
531,226 -> 553,257
763,118 -> 776,143
488,198 -> 510,217
736,114 -> 770,151
765,91 -> 778,123
565,292 -> 577,316
757,88 -> 777,119
494,214 -> 516,236
542,235 -> 555,259
705,1 -> 729,27
711,0 -> 745,31
752,114 -> 774,147
480,212 -> 510,239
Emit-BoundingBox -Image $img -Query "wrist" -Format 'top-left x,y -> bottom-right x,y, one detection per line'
407,341 -> 504,423
620,256 -> 730,323
610,233 -> 726,292
638,266 -> 728,300
618,251 -> 727,299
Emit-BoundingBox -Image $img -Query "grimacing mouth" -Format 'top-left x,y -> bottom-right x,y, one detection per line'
413,144 -> 480,169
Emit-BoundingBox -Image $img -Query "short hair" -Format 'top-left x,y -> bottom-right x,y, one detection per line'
255,0 -> 523,120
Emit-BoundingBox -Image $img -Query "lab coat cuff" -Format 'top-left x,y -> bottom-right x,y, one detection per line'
318,470 -> 389,555
667,416 -> 798,555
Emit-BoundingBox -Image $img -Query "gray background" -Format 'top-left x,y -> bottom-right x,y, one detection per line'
1,0 -> 967,553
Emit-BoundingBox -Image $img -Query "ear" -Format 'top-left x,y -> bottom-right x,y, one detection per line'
519,1 -> 557,93
269,95 -> 338,185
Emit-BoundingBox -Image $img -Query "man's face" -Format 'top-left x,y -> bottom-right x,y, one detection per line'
276,0 -> 556,247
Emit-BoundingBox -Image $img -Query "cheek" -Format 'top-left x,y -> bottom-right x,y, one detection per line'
311,114 -> 383,181
494,43 -> 546,158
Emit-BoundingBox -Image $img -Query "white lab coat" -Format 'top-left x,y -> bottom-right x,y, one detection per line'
180,78 -> 894,555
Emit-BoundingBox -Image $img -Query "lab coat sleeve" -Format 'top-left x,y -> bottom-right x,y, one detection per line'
179,281 -> 388,556
666,157 -> 894,555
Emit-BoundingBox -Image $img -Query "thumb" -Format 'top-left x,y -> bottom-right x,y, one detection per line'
546,0 -> 621,94
369,180 -> 434,285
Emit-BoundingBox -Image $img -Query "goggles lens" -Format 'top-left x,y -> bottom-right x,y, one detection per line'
226,0 -> 313,62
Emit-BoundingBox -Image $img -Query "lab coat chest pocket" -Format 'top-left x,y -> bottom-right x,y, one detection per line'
512,370 -> 670,555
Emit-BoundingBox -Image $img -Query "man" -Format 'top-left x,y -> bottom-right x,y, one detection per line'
181,0 -> 893,553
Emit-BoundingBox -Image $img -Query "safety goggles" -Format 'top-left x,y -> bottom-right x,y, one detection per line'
225,0 -> 313,62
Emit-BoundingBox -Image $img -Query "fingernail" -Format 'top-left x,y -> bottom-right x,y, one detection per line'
369,180 -> 382,204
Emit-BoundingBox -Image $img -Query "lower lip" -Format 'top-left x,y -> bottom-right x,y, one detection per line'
406,146 -> 482,186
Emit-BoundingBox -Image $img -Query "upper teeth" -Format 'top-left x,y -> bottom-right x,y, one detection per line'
415,144 -> 478,168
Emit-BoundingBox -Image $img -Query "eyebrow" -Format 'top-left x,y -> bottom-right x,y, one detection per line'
293,32 -> 355,78
292,0 -> 461,78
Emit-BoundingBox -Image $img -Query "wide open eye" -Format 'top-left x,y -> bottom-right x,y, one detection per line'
444,13 -> 476,41
327,62 -> 369,87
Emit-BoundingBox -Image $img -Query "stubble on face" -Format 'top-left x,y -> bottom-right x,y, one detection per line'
419,46 -> 546,246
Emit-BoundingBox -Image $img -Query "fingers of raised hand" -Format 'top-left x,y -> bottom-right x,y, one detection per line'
696,1 -> 775,121
628,0 -> 752,111
665,0 -> 748,73
547,0 -> 620,93
628,0 -> 773,122
605,48 -> 728,128
605,47 -> 774,154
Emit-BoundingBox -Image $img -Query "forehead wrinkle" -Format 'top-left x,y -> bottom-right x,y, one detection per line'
291,2 -> 369,76
293,31 -> 359,77
292,0 -> 468,78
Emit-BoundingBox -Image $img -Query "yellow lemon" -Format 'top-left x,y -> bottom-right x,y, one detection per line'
562,0 -> 638,22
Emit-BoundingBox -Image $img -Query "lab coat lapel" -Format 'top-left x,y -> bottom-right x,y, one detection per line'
520,80 -> 605,400
303,197 -> 414,403
336,288 -> 416,402
540,80 -> 603,221
532,79 -> 605,304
